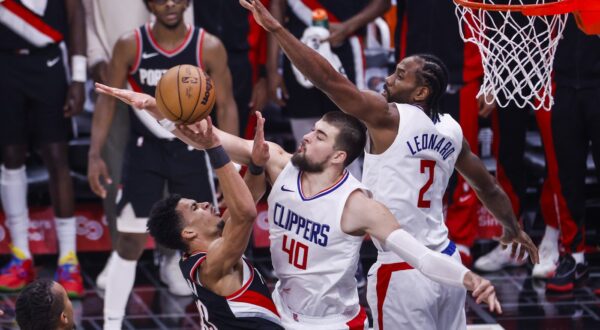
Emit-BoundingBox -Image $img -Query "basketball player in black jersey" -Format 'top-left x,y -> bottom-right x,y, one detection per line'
87,0 -> 240,328
148,114 -> 283,329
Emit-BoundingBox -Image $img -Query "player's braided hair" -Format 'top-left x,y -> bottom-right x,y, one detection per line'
148,194 -> 188,252
414,54 -> 448,122
16,279 -> 64,330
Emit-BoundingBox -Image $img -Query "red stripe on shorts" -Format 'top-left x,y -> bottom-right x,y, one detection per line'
376,262 -> 413,330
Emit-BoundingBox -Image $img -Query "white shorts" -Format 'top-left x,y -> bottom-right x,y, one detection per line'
272,289 -> 368,330
366,249 -> 466,330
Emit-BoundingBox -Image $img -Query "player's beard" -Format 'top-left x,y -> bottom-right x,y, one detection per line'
291,152 -> 327,173
216,219 -> 225,232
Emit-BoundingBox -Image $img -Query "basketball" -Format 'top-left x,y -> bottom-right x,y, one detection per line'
155,64 -> 216,125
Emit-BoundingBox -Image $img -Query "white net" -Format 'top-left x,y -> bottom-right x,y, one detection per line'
454,0 -> 568,110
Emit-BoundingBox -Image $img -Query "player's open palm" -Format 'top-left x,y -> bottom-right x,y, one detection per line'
252,111 -> 270,166
94,83 -> 160,118
464,272 -> 502,314
239,0 -> 281,33
177,117 -> 220,149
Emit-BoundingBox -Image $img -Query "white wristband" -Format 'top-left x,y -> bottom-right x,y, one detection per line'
71,55 -> 87,83
158,119 -> 176,132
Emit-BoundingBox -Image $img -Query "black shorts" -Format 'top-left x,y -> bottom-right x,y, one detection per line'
0,45 -> 70,146
117,136 -> 214,219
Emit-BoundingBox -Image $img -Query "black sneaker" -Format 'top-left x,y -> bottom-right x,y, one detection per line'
546,254 -> 589,292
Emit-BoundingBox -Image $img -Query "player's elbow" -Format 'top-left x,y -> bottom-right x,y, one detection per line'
237,205 -> 258,224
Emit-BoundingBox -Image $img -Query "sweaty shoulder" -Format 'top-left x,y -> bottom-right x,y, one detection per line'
201,31 -> 226,54
199,31 -> 227,70
112,30 -> 139,65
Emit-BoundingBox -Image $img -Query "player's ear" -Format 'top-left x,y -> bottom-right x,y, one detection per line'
413,85 -> 430,104
332,150 -> 347,166
181,228 -> 197,240
60,311 -> 69,326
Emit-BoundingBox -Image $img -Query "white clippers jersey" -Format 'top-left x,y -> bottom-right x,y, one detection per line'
267,162 -> 368,318
363,104 -> 463,254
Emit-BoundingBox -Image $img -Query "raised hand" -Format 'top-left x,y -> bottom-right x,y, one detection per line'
251,111 -> 270,166
176,117 -> 221,149
94,83 -> 161,119
239,0 -> 282,33
463,272 -> 502,314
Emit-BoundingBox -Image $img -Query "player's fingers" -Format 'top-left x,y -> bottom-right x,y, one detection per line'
495,297 -> 503,314
239,0 -> 253,11
517,245 -> 527,261
472,282 -> 485,297
511,242 -> 518,259
529,244 -> 540,264
205,117 -> 213,136
89,174 -> 106,199
476,285 -> 495,305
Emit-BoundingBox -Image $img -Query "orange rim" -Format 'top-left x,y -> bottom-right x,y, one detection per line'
453,0 -> 577,16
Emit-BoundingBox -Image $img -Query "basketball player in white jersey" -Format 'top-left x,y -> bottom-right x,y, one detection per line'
236,1 -> 540,329
94,81 -> 503,329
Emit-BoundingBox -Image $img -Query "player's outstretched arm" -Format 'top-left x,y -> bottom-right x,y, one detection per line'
240,0 -> 391,129
341,191 -> 502,313
88,34 -> 136,198
94,84 -> 291,181
455,139 -> 540,265
202,33 -> 240,136
188,118 -> 256,282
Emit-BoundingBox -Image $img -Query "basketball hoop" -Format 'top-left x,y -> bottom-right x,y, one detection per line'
453,0 -> 600,110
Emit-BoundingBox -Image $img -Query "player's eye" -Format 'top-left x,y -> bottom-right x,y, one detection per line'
192,203 -> 198,211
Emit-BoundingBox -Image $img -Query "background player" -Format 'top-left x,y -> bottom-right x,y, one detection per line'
15,279 -> 75,330
0,0 -> 86,297
237,1 -> 538,329
95,83 -> 503,329
86,0 -> 239,328
147,115 -> 283,329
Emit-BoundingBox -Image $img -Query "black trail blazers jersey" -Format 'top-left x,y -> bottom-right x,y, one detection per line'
127,23 -> 206,139
180,252 -> 283,329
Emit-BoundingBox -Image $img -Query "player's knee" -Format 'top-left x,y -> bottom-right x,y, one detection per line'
116,233 -> 147,260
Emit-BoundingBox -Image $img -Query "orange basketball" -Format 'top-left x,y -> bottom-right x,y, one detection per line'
155,64 -> 216,125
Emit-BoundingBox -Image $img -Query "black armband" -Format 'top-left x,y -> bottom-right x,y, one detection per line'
206,145 -> 230,169
248,161 -> 265,175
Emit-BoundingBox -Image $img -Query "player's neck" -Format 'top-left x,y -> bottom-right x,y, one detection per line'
300,167 -> 345,197
150,22 -> 189,50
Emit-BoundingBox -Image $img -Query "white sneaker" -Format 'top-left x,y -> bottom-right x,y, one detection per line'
160,252 -> 192,296
96,252 -> 116,290
474,244 -> 527,272
531,240 -> 559,278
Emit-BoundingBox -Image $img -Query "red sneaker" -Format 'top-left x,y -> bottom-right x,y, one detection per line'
0,256 -> 35,292
55,252 -> 84,299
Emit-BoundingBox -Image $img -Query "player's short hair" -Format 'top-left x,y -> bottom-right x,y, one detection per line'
321,111 -> 366,167
16,279 -> 64,330
147,194 -> 188,252
142,0 -> 150,11
413,54 -> 449,122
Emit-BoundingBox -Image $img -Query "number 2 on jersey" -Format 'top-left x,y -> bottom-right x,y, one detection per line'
282,235 -> 308,270
417,160 -> 436,208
